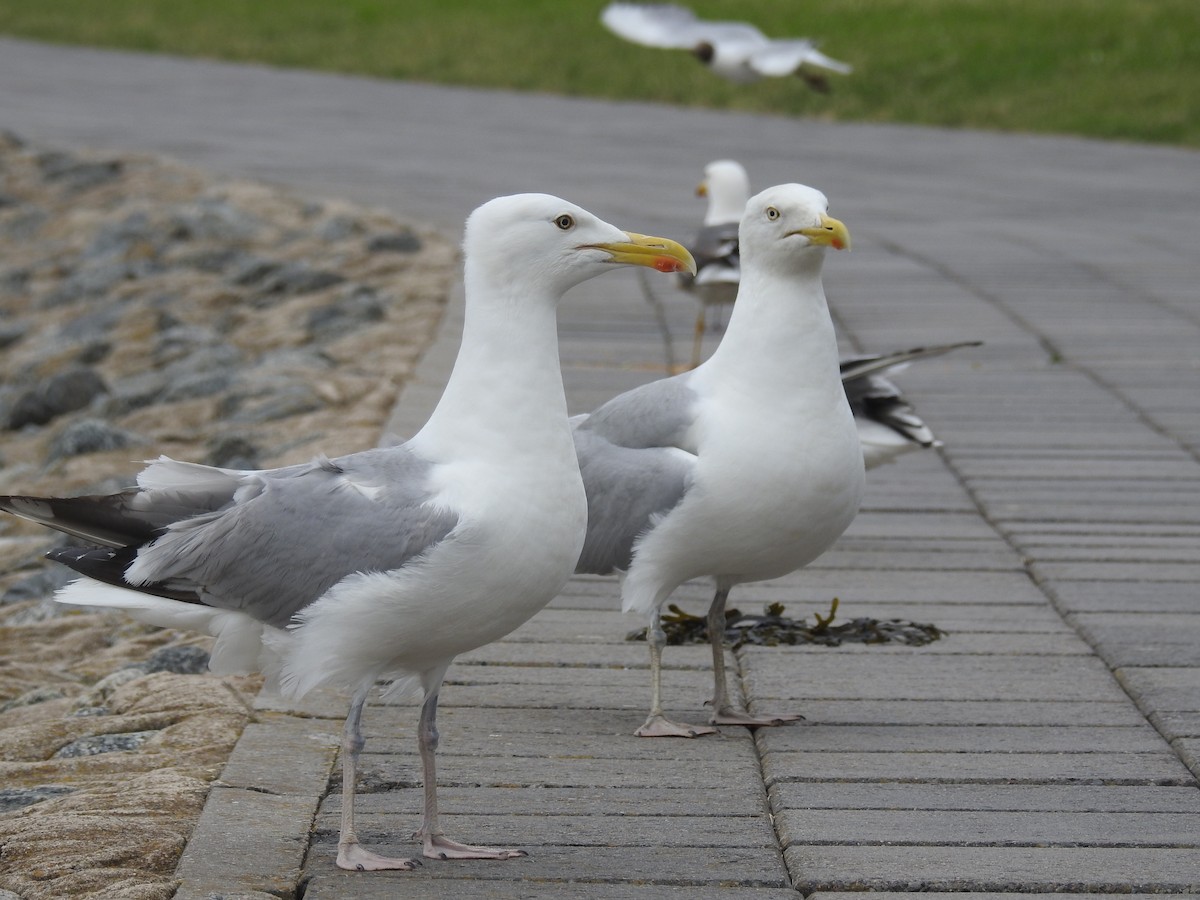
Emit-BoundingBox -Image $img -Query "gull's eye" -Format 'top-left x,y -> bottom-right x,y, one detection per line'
555,214 -> 575,231
766,207 -> 780,221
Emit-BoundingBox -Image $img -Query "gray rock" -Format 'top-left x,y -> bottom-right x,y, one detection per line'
0,785 -> 75,814
37,151 -> 123,192
54,730 -> 158,758
316,214 -> 362,241
169,197 -> 262,242
144,644 -> 211,675
3,367 -> 109,429
0,320 -> 28,349
0,685 -> 66,712
2,565 -> 77,606
206,434 -> 261,470
86,209 -> 159,259
161,369 -> 235,402
232,257 -> 345,299
104,369 -> 168,415
39,259 -> 132,308
306,286 -> 385,341
367,230 -> 421,253
221,381 -> 324,424
0,207 -> 47,240
47,418 -> 145,461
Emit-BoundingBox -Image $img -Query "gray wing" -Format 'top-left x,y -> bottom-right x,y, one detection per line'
841,343 -> 981,447
574,373 -> 700,451
572,374 -> 701,574
839,341 -> 982,383
678,221 -> 739,293
573,428 -> 693,575
844,374 -> 936,448
15,446 -> 457,628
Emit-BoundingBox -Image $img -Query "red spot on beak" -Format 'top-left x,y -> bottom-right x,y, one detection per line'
655,257 -> 684,273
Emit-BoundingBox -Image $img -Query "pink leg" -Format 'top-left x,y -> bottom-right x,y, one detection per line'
413,688 -> 528,860
336,688 -> 420,871
707,587 -> 805,728
636,614 -> 717,738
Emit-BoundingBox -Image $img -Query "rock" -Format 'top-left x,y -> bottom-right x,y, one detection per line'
36,150 -> 124,192
54,729 -> 158,758
221,380 -> 325,424
205,434 -> 261,470
143,645 -> 211,676
0,320 -> 28,349
1,567 -> 75,605
0,685 -> 66,712
3,367 -> 109,429
0,785 -> 75,814
367,230 -> 422,253
306,286 -> 385,341
103,369 -> 168,415
169,196 -> 262,242
46,418 -> 146,461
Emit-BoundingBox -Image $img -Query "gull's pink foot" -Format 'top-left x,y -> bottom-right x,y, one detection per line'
635,713 -> 718,738
419,832 -> 528,861
710,706 -> 806,728
337,840 -> 420,872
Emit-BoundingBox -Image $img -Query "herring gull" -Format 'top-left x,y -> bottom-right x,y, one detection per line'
601,2 -> 852,90
677,159 -> 746,366
648,159 -> 980,466
573,183 -> 863,737
0,194 -> 694,869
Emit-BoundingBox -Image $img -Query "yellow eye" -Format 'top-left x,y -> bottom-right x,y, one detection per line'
766,207 -> 780,220
555,214 -> 575,230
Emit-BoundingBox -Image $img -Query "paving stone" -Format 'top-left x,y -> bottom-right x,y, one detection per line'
172,787 -> 318,898
762,750 -> 1193,786
784,845 -> 1200,892
793,699 -> 1149,727
776,808 -> 1200,848
314,812 -> 780,849
305,844 -> 792,888
768,782 -> 1200,814
1118,668 -> 1200,712
742,655 -> 1132,703
324,784 -> 770,818
755,724 -> 1172,755
305,877 -> 800,899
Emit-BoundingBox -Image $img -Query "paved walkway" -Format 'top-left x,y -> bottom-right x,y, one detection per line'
2,37 -> 1198,899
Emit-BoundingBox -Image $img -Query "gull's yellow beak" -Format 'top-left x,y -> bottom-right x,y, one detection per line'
696,182 -> 708,198
795,214 -> 851,251
585,233 -> 697,275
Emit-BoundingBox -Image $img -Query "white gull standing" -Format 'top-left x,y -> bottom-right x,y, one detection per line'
601,3 -> 852,91
676,159 -> 747,366
0,194 -> 694,869
647,159 -> 981,463
573,183 -> 864,737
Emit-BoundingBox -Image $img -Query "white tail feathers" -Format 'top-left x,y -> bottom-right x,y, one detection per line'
55,578 -> 275,676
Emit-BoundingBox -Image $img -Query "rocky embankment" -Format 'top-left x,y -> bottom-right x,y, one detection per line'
0,131 -> 454,898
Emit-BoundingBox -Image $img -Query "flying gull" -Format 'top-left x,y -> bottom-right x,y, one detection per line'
573,183 -> 863,737
0,194 -> 694,869
601,2 -> 852,90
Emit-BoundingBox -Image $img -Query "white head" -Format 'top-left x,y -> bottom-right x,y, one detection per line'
463,193 -> 694,299
738,183 -> 851,275
698,160 -> 752,225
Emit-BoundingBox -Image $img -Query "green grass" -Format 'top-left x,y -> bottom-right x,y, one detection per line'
1,0 -> 1196,147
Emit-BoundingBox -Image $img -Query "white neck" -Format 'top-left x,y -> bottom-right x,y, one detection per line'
700,253 -> 841,393
414,264 -> 569,461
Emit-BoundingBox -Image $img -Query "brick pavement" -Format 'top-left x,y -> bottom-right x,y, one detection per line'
1,36 -> 1196,899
